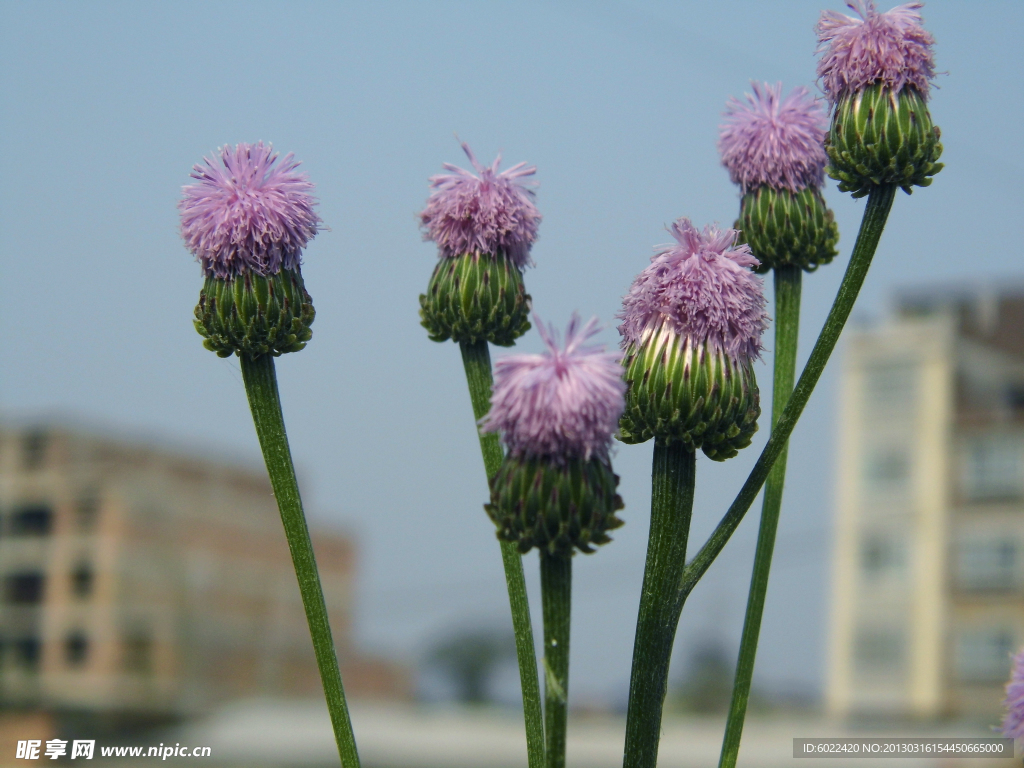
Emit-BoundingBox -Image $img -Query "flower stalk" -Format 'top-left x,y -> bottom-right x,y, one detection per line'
540,552 -> 572,768
240,353 -> 360,768
618,220 -> 766,768
619,183 -> 893,768
622,441 -> 696,768
179,144 -> 357,767
718,264 -> 801,768
418,143 -> 549,768
460,339 -> 546,768
677,183 -> 896,611
477,314 -> 625,768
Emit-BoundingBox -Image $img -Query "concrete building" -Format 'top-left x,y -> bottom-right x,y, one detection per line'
0,424 -> 407,731
827,289 -> 1024,719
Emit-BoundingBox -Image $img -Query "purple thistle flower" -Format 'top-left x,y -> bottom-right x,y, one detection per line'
1002,647 -> 1024,739
718,83 -> 829,194
481,314 -> 626,462
618,219 -> 768,362
179,143 -> 321,280
420,142 -> 541,269
816,1 -> 937,104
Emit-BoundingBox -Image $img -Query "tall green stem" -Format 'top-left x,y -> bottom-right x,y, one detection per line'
460,340 -> 506,479
718,265 -> 802,768
622,441 -> 696,768
240,354 -> 360,768
540,552 -> 572,768
676,184 -> 896,608
460,339 -> 546,768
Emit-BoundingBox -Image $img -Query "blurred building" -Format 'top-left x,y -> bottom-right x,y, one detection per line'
827,289 -> 1024,719
0,424 -> 408,731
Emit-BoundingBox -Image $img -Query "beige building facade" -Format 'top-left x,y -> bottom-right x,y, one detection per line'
0,425 -> 407,727
827,291 -> 1024,719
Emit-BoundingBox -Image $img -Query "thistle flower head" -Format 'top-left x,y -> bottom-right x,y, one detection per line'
618,219 -> 768,362
718,83 -> 829,194
816,1 -> 936,104
420,142 -> 541,269
481,314 -> 626,462
1002,647 -> 1024,739
179,143 -> 321,279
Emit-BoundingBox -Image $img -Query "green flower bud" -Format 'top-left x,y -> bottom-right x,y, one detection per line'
485,454 -> 624,556
619,324 -> 760,461
419,251 -> 532,347
736,186 -> 839,273
826,83 -> 943,198
194,268 -> 315,359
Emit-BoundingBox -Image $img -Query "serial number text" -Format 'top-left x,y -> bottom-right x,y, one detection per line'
792,738 -> 1012,758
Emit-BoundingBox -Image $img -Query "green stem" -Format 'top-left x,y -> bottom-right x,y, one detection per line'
622,441 -> 696,768
540,552 -> 572,768
718,265 -> 802,768
460,340 -> 505,478
460,339 -> 546,768
240,354 -> 360,768
676,183 -> 896,610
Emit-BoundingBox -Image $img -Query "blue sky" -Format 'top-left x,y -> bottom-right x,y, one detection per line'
2,0 -> 1021,705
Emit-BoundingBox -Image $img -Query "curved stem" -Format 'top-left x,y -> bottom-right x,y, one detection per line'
240,354 -> 360,768
718,265 -> 801,768
460,339 -> 546,768
622,441 -> 697,768
677,183 -> 896,609
540,552 -> 572,768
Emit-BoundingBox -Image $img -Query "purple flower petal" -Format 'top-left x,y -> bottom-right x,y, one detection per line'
179,143 -> 321,279
1003,647 -> 1024,739
617,219 -> 768,363
816,1 -> 937,104
419,142 -> 541,269
718,83 -> 829,194
481,314 -> 626,461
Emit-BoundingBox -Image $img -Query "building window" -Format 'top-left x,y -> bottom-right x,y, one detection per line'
123,632 -> 152,674
861,534 -> 906,579
5,572 -> 45,604
75,494 -> 100,531
962,434 -> 1024,500
864,448 -> 911,492
13,638 -> 41,670
21,430 -> 49,471
65,632 -> 89,667
957,538 -> 1017,591
9,505 -> 53,536
863,362 -> 916,413
955,628 -> 1015,682
854,628 -> 905,674
70,564 -> 94,599
1005,383 -> 1024,411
